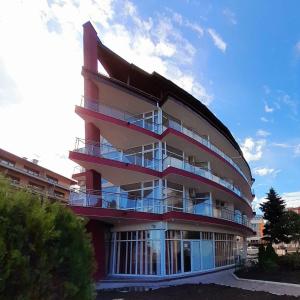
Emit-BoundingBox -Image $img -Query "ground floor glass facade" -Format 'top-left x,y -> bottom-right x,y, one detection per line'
109,228 -> 239,277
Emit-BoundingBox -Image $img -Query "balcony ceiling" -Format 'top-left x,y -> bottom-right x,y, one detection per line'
69,151 -> 159,186
76,106 -> 158,149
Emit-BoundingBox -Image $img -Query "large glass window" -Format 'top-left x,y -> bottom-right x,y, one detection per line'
183,241 -> 191,272
165,230 -> 182,275
123,143 -> 159,169
128,110 -> 159,133
201,232 -> 214,270
112,230 -> 161,275
102,181 -> 160,212
186,190 -> 211,216
110,230 -> 237,277
215,233 -> 235,267
166,230 -> 216,274
163,181 -> 184,212
162,112 -> 181,131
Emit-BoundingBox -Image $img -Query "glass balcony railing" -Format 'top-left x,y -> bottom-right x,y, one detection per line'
80,99 -> 251,185
162,156 -> 251,206
69,189 -> 250,228
74,138 -> 160,171
73,138 -> 251,205
82,98 -> 161,134
166,120 -> 248,183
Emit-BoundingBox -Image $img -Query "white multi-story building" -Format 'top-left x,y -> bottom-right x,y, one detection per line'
69,21 -> 255,281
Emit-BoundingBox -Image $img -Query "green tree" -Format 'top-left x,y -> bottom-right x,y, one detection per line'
0,176 -> 95,300
260,187 -> 287,244
282,211 -> 300,252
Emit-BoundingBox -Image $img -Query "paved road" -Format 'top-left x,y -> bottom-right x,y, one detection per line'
98,269 -> 300,297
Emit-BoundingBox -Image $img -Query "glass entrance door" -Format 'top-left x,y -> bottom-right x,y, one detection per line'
191,241 -> 201,271
184,240 -> 202,273
183,241 -> 191,272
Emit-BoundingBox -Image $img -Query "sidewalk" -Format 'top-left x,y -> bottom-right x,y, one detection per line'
197,269 -> 300,297
97,269 -> 300,296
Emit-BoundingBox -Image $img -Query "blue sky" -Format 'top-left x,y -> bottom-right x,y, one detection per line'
0,0 -> 299,210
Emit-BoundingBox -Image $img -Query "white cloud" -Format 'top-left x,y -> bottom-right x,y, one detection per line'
170,10 -> 204,38
295,41 -> 300,55
272,143 -> 290,148
263,85 -> 271,95
256,129 -> 270,137
264,103 -> 274,113
0,60 -> 21,106
172,11 -> 183,25
253,191 -> 300,214
280,93 -> 298,115
207,28 -> 227,53
294,144 -> 300,156
260,117 -> 269,122
0,0 -> 213,179
282,191 -> 300,208
272,142 -> 300,156
101,8 -> 212,104
185,21 -> 204,37
251,195 -> 267,214
253,167 -> 281,177
155,41 -> 176,57
222,8 -> 237,25
241,137 -> 266,162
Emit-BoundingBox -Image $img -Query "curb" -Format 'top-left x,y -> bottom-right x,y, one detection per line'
232,272 -> 300,288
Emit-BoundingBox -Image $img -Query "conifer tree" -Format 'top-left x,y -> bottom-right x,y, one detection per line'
260,187 -> 287,244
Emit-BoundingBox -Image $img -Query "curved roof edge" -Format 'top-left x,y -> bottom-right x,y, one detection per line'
96,35 -> 253,180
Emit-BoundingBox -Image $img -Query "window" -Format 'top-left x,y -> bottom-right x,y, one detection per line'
162,112 -> 181,131
123,143 -> 159,169
163,180 -> 184,212
215,233 -> 235,267
46,175 -> 58,184
166,145 -> 183,160
8,175 -> 20,185
24,166 -> 39,177
112,230 -> 162,275
118,181 -> 160,212
28,182 -> 44,191
54,190 -> 64,198
0,158 -> 15,167
187,191 -> 211,216
110,230 -> 238,277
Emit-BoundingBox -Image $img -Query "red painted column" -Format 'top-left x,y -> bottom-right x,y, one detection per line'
86,220 -> 107,280
83,21 -> 99,140
83,21 -> 98,103
86,169 -> 102,207
85,122 -> 100,144
83,22 -> 102,206
83,21 -> 98,73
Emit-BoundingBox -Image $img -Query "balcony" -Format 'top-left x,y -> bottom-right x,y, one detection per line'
72,139 -> 251,206
69,189 -> 251,229
167,121 -> 249,184
163,156 -> 250,206
73,138 -> 160,171
0,159 -> 70,190
6,179 -> 68,201
80,99 -> 250,185
82,98 -> 161,134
